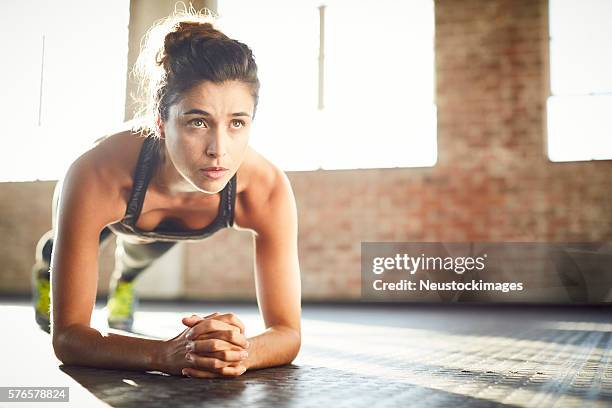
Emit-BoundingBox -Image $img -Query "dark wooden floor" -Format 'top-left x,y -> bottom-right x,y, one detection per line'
1,299 -> 610,407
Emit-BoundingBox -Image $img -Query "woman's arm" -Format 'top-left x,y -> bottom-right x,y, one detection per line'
50,152 -> 169,373
53,324 -> 167,372
232,167 -> 302,371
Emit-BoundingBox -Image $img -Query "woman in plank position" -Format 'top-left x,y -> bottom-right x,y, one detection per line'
31,9 -> 301,378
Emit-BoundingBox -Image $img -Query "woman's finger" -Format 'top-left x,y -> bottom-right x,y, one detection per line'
184,362 -> 247,378
188,337 -> 248,354
186,352 -> 240,372
191,329 -> 249,349
182,312 -> 246,336
187,319 -> 243,340
210,313 -> 246,335
181,312 -> 220,327
188,345 -> 249,362
181,316 -> 201,328
218,363 -> 247,377
182,368 -> 220,378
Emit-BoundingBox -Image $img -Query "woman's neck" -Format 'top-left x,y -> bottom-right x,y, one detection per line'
151,140 -> 207,201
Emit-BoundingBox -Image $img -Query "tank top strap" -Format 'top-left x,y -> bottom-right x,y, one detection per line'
223,171 -> 238,228
121,136 -> 159,227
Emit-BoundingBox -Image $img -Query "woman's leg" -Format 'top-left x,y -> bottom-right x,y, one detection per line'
32,230 -> 55,333
33,179 -> 116,333
106,237 -> 177,331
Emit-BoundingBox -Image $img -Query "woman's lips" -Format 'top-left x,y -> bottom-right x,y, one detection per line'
200,168 -> 228,179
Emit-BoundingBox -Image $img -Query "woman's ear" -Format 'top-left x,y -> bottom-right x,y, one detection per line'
156,117 -> 165,140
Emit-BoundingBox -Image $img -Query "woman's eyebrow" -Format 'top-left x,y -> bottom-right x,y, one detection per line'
181,108 -> 251,117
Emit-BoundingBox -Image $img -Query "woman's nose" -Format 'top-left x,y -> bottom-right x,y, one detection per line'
206,131 -> 228,158
206,147 -> 227,158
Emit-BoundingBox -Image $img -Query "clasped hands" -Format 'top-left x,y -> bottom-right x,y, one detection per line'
163,311 -> 250,378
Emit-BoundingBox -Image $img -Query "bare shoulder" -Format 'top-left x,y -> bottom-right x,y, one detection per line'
87,127 -> 147,178
233,146 -> 296,234
61,127 -> 145,226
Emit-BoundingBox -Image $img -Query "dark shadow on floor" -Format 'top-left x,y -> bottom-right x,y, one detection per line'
59,363 -> 522,408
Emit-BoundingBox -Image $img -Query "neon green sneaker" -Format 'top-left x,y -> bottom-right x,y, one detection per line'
106,280 -> 138,331
32,262 -> 51,333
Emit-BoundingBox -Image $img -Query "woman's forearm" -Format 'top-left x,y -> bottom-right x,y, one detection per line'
53,323 -> 300,374
242,325 -> 301,371
53,324 -> 165,372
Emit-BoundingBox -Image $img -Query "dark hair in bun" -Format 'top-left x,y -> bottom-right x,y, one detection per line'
131,6 -> 260,139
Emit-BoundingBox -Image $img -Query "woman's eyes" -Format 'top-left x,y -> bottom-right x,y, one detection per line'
188,119 -> 245,129
231,119 -> 246,128
189,118 -> 208,128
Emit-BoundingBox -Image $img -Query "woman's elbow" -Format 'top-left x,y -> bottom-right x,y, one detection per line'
52,333 -> 70,365
287,328 -> 302,363
51,323 -> 84,365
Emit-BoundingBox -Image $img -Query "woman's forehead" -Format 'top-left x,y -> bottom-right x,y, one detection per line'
174,81 -> 254,115
185,80 -> 251,99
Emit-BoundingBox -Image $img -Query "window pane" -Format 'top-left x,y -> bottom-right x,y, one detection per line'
218,0 -> 437,170
0,0 -> 129,182
549,0 -> 612,94
322,0 -> 436,169
547,95 -> 612,161
547,0 -> 612,162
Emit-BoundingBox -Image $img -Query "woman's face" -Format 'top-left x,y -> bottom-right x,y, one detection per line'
160,80 -> 254,195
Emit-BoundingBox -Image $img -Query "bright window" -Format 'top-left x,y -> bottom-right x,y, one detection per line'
218,0 -> 437,171
547,0 -> 612,162
0,0 -> 129,182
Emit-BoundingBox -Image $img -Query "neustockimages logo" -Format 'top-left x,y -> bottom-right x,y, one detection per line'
372,253 -> 487,275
